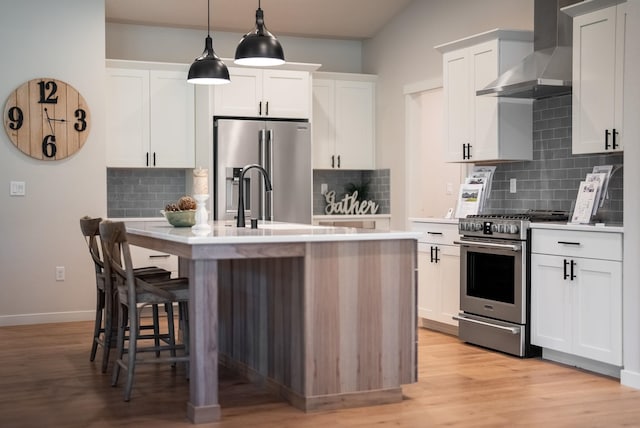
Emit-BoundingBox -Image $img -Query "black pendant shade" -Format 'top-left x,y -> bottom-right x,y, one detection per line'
188,0 -> 230,85
234,4 -> 285,67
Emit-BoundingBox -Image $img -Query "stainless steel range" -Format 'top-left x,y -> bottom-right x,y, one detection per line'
454,211 -> 568,357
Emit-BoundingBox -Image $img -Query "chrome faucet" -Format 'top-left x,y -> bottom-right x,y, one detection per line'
236,164 -> 273,228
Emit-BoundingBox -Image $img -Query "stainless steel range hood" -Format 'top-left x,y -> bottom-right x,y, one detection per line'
477,0 -> 580,99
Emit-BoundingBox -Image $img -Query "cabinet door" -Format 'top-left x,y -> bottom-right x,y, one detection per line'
438,245 -> 460,325
149,70 -> 195,168
106,68 -> 149,167
572,258 -> 622,365
417,246 -> 438,320
572,7 -> 620,154
334,80 -> 375,169
531,254 -> 572,353
263,69 -> 310,118
469,40 -> 499,161
312,79 -> 336,169
442,49 -> 469,161
214,67 -> 262,117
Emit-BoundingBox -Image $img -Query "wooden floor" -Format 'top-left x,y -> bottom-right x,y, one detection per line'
2,321 -> 640,427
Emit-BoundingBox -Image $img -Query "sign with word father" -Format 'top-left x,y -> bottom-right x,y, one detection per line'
324,190 -> 379,215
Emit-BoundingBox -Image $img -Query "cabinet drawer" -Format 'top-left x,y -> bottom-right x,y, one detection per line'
411,221 -> 459,245
531,229 -> 622,261
130,247 -> 178,277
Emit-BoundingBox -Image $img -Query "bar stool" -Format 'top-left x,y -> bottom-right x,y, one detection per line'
99,220 -> 190,401
79,216 -> 172,373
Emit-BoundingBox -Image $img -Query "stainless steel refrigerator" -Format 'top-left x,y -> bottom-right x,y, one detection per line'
213,118 -> 312,224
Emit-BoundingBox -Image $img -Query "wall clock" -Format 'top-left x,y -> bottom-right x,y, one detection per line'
3,78 -> 90,160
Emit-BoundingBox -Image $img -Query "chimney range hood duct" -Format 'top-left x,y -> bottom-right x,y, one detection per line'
477,0 -> 581,99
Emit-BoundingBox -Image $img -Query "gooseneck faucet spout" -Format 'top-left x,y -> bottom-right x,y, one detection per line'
236,164 -> 273,228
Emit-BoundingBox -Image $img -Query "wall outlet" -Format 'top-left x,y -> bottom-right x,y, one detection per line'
510,178 -> 517,193
55,266 -> 65,281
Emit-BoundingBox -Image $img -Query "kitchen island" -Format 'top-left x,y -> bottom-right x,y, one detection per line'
125,220 -> 419,424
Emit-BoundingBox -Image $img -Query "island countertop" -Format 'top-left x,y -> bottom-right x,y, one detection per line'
124,220 -> 420,245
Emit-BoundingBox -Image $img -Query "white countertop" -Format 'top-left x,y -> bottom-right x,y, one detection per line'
125,220 -> 421,245
409,217 -> 459,225
529,222 -> 624,233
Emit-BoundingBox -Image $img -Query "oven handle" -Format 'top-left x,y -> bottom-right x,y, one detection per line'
454,239 -> 521,252
453,314 -> 520,335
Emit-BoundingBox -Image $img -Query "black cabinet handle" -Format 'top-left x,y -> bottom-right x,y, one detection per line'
558,241 -> 581,246
266,101 -> 269,116
146,152 -> 149,167
259,101 -> 262,116
337,155 -> 341,168
427,232 -> 443,235
605,129 -> 611,150
331,155 -> 335,168
430,246 -> 440,263
613,128 -> 619,149
462,143 -> 472,160
570,260 -> 576,281
153,152 -> 156,166
563,259 -> 570,280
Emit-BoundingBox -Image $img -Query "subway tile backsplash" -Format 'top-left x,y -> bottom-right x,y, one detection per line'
107,168 -> 186,218
484,95 -> 623,223
313,169 -> 391,215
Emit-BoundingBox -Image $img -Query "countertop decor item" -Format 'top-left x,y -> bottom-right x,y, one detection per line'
162,209 -> 196,227
187,0 -> 230,85
3,78 -> 90,160
234,0 -> 285,67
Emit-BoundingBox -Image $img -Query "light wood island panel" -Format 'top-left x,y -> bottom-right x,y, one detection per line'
125,221 -> 418,423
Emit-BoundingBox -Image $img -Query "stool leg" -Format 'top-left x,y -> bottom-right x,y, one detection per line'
101,284 -> 115,373
91,288 -> 104,362
166,303 -> 176,361
152,305 -> 160,357
123,307 -> 139,402
111,304 -> 127,387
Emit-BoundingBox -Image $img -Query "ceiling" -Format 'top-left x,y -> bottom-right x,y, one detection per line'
105,0 -> 414,40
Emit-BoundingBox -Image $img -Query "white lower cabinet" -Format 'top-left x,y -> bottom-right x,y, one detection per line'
531,228 -> 622,367
411,220 -> 460,334
130,247 -> 178,278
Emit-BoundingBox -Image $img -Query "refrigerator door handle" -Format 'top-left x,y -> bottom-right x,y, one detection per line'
265,129 -> 273,220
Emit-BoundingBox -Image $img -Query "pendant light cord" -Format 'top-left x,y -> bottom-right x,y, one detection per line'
207,0 -> 211,37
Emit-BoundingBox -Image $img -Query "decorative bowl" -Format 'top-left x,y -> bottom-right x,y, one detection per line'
161,210 -> 196,227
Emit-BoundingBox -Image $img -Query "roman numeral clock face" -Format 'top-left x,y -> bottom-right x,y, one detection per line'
3,78 -> 90,160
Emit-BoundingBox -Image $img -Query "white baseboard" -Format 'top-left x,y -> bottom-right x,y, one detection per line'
542,348 -> 621,379
0,310 -> 95,327
621,370 -> 640,390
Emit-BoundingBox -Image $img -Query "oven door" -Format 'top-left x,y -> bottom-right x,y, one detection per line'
456,237 -> 526,324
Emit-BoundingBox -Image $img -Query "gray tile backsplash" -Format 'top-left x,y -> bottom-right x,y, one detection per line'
484,95 -> 623,223
107,168 -> 186,218
313,169 -> 391,215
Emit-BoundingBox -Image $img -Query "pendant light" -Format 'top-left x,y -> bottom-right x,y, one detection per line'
234,0 -> 285,67
188,0 -> 230,85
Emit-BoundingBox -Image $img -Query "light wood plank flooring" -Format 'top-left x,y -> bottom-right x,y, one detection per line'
1,321 -> 640,427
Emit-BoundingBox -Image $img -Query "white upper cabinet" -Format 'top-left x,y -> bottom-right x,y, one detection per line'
564,1 -> 627,154
312,73 -> 376,169
106,61 -> 195,168
214,67 -> 310,119
436,29 -> 533,163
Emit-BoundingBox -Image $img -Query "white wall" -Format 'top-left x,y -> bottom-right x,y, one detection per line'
0,1 -> 106,325
106,22 -> 363,73
363,0 -> 533,230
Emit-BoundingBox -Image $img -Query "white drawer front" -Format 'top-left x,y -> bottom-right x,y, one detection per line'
410,221 -> 459,245
130,247 -> 179,277
531,229 -> 622,261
